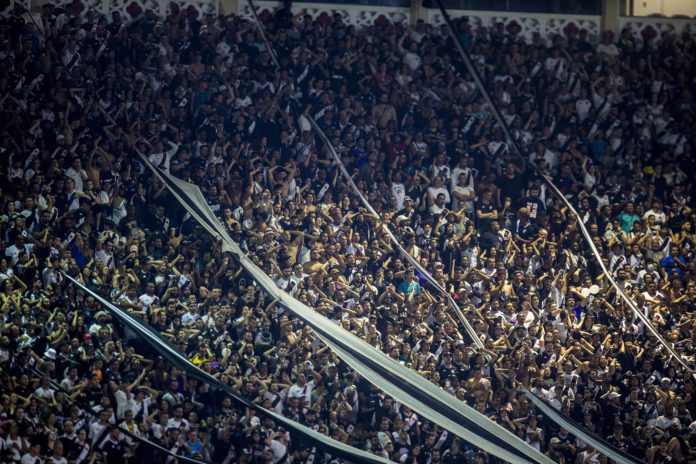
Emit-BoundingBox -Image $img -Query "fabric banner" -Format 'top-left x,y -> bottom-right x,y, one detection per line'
139,156 -> 553,464
521,389 -> 644,464
248,0 -> 280,69
429,0 -> 691,373
542,178 -> 693,372
33,367 -> 212,464
431,0 -> 690,461
304,82 -> 642,464
247,0 -> 485,351
63,274 -> 394,464
304,116 -> 485,352
306,85 -> 642,464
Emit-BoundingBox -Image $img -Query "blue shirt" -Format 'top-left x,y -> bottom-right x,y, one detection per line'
398,278 -> 421,299
661,255 -> 685,276
618,212 -> 640,233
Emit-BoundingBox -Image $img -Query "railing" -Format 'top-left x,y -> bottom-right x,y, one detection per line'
2,0 -> 695,43
619,15 -> 696,39
238,1 -> 602,43
425,8 -> 601,42
237,1 -> 412,29
0,0 -> 218,19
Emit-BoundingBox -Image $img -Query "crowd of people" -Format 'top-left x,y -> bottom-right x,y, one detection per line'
1,1 -> 696,463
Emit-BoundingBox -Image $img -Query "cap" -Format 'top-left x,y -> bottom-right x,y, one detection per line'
44,348 -> 57,360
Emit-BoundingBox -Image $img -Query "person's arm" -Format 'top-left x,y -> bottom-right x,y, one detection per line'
397,28 -> 409,55
126,368 -> 148,393
11,274 -> 29,292
477,207 -> 498,220
48,323 -> 68,346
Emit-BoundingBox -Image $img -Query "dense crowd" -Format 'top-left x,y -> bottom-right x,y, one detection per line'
1,1 -> 696,463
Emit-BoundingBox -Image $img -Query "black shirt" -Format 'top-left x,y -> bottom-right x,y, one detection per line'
475,201 -> 496,231
498,173 -> 524,202
518,196 -> 545,222
101,438 -> 127,464
516,220 -> 538,241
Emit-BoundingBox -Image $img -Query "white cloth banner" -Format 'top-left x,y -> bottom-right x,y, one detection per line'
64,274 -> 392,464
140,155 -> 553,464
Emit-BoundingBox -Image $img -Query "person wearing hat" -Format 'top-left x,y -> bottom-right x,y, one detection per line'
89,311 -> 110,335
549,428 -> 576,462
3,6 -> 696,461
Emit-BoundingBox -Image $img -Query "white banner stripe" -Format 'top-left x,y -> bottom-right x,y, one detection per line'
140,156 -> 553,464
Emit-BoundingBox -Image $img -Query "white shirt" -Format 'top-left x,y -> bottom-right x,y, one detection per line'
452,185 -> 474,212
655,415 -> 680,431
275,274 -> 292,290
287,380 -> 314,403
95,248 -> 115,269
391,183 -> 406,210
64,167 -> 86,192
450,166 -> 474,191
430,164 -> 451,183
47,456 -> 67,464
268,439 -> 288,464
403,52 -> 422,71
544,56 -> 562,71
34,385 -> 55,401
148,142 -> 179,173
596,42 -> 620,58
20,453 -> 41,464
290,272 -> 308,286
167,417 -> 190,432
181,311 -> 200,325
234,95 -> 252,109
5,243 -> 34,265
60,376 -> 77,392
642,209 -> 666,225
6,436 -> 26,461
427,186 -> 450,204
89,421 -> 108,445
576,99 -> 592,122
138,293 -> 158,310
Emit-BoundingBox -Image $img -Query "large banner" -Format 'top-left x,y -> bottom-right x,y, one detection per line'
432,0 -> 693,374
64,274 -> 393,464
139,156 -> 553,464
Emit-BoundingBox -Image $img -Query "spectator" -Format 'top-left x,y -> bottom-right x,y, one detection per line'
0,4 -> 695,464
